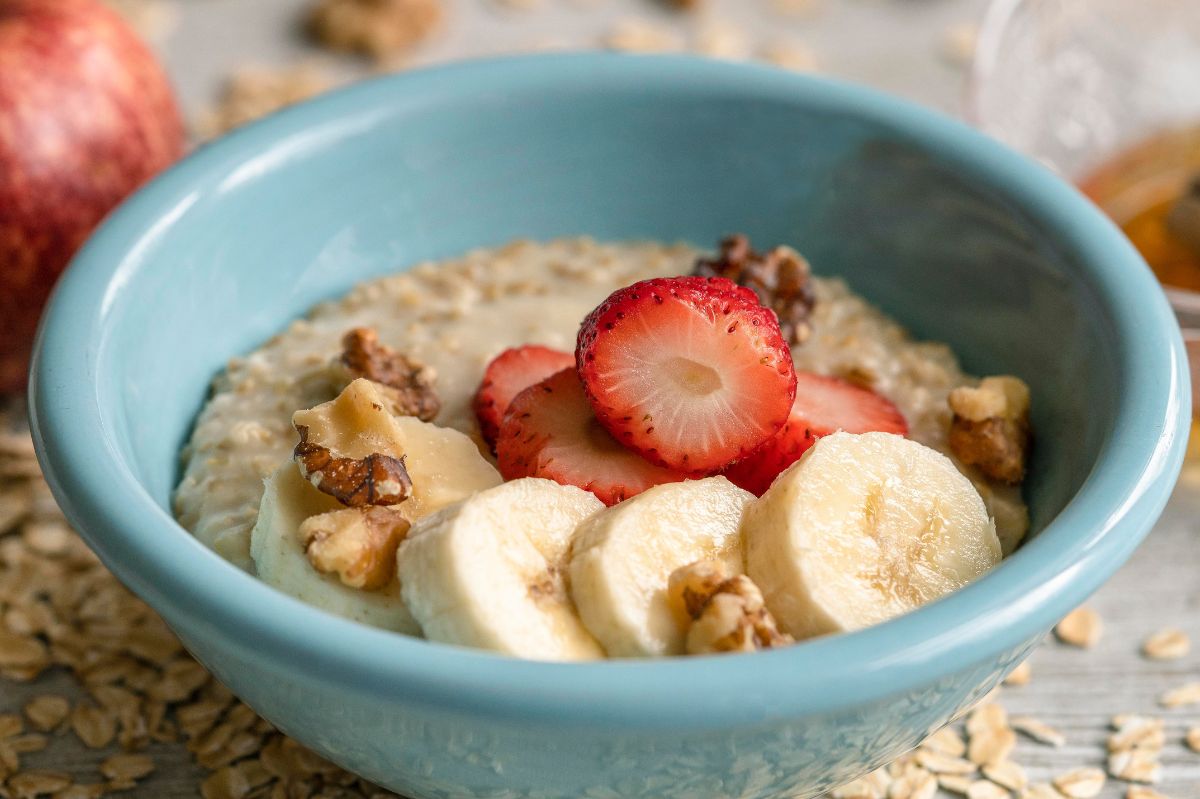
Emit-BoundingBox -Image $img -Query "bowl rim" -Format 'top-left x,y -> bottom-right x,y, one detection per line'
29,52 -> 1190,727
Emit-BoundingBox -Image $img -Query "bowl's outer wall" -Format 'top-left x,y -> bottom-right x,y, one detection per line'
30,56 -> 1189,798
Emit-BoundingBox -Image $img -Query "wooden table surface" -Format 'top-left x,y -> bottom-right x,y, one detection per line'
6,1 -> 1199,796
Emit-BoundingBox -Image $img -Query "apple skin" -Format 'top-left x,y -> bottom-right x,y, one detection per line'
0,0 -> 184,393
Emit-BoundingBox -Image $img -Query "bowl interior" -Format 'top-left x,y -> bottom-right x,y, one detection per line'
33,58 -> 1187,714
92,66 -> 1115,538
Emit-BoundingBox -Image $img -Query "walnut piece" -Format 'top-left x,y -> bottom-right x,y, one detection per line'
336,328 -> 440,421
668,561 -> 793,655
294,424 -> 412,507
299,506 -> 411,590
307,0 -> 442,63
948,375 -> 1031,485
693,234 -> 817,345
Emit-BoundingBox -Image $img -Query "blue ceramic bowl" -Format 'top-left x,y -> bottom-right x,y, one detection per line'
29,54 -> 1189,798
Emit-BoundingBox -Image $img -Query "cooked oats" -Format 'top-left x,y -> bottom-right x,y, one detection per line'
1055,608 -> 1102,648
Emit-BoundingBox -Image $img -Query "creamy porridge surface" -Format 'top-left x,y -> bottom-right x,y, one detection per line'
174,238 -> 1027,572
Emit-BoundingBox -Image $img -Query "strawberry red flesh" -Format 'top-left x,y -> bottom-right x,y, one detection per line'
576,276 -> 797,474
473,345 -> 575,450
724,371 -> 909,495
496,368 -> 687,506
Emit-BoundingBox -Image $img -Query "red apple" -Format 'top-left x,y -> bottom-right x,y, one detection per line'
0,0 -> 184,393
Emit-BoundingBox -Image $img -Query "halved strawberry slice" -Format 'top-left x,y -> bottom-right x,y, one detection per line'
496,368 -> 686,505
724,371 -> 909,495
473,345 -> 575,450
576,276 -> 797,474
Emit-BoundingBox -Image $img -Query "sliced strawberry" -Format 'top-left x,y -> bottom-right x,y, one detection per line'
724,371 -> 909,495
496,368 -> 686,505
473,345 -> 575,449
576,276 -> 797,474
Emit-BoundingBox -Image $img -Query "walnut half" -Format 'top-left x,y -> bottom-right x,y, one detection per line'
299,506 -> 411,590
294,424 -> 412,507
336,328 -> 440,422
693,234 -> 817,345
948,375 -> 1031,485
668,561 -> 793,655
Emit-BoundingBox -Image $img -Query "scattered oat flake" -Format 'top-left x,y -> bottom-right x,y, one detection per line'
7,769 -> 73,795
197,65 -> 334,139
759,40 -> 818,72
1159,681 -> 1200,708
70,702 -> 116,749
966,780 -> 1008,799
925,727 -> 968,757
984,760 -> 1028,791
1186,725 -> 1200,752
771,0 -> 822,15
1142,628 -> 1190,660
1011,715 -> 1066,747
940,22 -> 979,67
1004,660 -> 1032,686
939,774 -> 973,795
603,18 -> 683,53
1056,607 -> 1102,648
1125,788 -> 1171,799
1020,785 -> 1065,799
1108,749 -> 1162,784
1053,767 -> 1106,798
100,752 -> 155,781
1108,716 -> 1165,751
830,767 -> 890,798
968,728 -> 1016,768
915,749 -> 976,775
888,768 -> 938,799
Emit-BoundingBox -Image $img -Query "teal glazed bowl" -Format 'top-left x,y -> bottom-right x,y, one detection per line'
30,54 -> 1189,798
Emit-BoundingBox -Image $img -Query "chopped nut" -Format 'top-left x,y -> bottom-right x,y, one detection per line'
1011,715 -> 1066,747
307,0 -> 442,63
1053,767 -> 1106,798
668,561 -> 793,654
294,425 -> 412,507
1186,726 -> 1200,752
1108,749 -> 1162,784
1159,681 -> 1200,708
299,506 -> 410,589
1055,607 -> 1102,648
693,234 -> 817,345
948,376 -> 1031,484
336,328 -> 440,421
1141,628 -> 1190,660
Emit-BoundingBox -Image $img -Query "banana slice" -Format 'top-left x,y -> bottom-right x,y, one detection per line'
293,378 -> 502,520
398,478 -> 605,660
745,431 -> 1001,640
569,477 -> 753,658
250,464 -> 421,634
